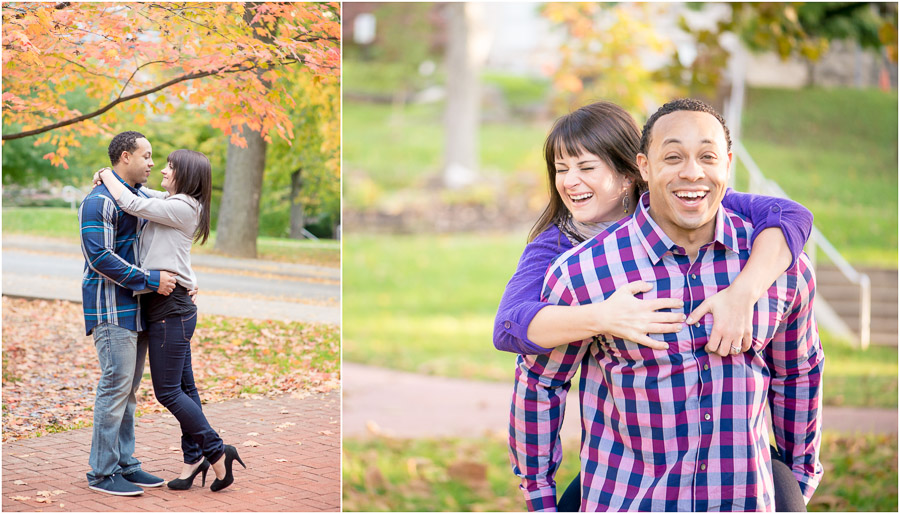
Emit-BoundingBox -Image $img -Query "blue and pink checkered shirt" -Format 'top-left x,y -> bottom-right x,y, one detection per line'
509,193 -> 824,512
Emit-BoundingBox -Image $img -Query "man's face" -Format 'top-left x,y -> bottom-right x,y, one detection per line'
637,110 -> 732,244
119,137 -> 154,187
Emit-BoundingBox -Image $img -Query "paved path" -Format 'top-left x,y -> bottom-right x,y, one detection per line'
343,363 -> 898,439
2,392 -> 340,512
2,235 -> 339,325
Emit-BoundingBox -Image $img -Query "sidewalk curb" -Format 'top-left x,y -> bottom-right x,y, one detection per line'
2,235 -> 339,281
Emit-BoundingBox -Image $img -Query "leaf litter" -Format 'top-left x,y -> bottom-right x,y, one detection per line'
3,298 -> 339,442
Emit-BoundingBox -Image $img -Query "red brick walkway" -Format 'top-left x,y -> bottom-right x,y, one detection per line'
2,392 -> 340,512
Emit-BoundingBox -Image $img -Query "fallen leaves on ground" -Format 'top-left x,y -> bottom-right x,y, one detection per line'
2,298 -> 340,442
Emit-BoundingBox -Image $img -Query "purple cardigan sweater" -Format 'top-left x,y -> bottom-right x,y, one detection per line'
493,189 -> 814,354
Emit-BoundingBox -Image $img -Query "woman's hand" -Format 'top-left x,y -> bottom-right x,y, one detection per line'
596,281 -> 685,351
93,167 -> 112,187
688,284 -> 756,357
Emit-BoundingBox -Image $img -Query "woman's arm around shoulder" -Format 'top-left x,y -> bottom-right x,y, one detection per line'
693,188 -> 815,357
493,226 -> 570,354
494,226 -> 683,353
721,188 -> 813,267
98,169 -> 196,231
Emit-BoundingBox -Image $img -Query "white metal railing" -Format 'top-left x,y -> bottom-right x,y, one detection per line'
733,141 -> 872,349
724,40 -> 871,348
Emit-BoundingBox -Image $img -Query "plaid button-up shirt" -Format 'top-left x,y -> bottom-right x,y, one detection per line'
79,173 -> 161,336
509,193 -> 824,512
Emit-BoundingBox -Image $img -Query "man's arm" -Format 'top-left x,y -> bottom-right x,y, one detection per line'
79,194 -> 175,294
765,255 -> 824,504
509,263 -> 590,512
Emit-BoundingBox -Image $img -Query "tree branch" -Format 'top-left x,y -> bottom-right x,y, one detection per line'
2,58 -> 298,141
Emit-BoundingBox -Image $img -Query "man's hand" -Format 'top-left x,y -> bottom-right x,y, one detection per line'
157,271 -> 176,296
189,287 -> 199,304
595,281 -> 685,351
688,284 -> 755,357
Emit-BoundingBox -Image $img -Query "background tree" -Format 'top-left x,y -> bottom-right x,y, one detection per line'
666,2 -> 899,100
541,3 -> 683,117
543,2 -> 898,115
442,2 -> 485,189
266,72 -> 340,239
2,2 -> 340,254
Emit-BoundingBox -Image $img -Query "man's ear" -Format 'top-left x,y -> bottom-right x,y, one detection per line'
726,150 -> 733,181
637,153 -> 650,182
120,150 -> 131,165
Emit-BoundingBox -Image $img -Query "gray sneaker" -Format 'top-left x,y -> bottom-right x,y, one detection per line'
122,469 -> 165,487
88,474 -> 144,496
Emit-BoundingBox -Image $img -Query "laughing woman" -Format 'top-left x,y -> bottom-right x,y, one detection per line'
97,150 -> 245,492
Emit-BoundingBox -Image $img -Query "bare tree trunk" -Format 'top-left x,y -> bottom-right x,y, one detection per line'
289,168 -> 306,239
442,3 -> 483,189
214,3 -> 271,257
215,124 -> 266,257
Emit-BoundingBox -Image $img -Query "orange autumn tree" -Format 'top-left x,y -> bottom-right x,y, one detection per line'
3,2 -> 339,159
2,2 -> 339,255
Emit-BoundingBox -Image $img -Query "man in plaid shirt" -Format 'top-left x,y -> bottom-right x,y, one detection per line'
509,99 -> 823,511
80,131 -> 176,496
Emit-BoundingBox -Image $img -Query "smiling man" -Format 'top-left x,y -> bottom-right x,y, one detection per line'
509,99 -> 824,511
79,131 -> 176,496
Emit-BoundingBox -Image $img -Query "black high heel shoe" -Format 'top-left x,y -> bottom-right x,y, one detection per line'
167,459 -> 210,490
210,445 -> 246,492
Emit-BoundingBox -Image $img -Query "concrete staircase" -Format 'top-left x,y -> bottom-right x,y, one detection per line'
816,265 -> 898,346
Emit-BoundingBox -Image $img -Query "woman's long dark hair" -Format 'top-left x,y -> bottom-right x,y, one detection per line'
529,101 -> 648,242
168,149 -> 212,245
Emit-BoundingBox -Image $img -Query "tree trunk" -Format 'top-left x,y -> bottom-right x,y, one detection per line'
442,3 -> 482,189
214,124 -> 267,257
289,167 -> 306,239
214,3 -> 272,257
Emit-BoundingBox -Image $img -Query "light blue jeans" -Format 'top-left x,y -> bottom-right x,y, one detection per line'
86,324 -> 148,485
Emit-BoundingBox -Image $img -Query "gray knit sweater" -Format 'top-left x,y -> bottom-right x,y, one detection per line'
116,187 -> 200,292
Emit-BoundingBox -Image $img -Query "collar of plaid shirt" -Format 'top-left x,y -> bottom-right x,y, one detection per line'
634,192 -> 740,265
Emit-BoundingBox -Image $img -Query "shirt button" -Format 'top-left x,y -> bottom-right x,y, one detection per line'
694,322 -> 701,328
700,463 -> 707,471
691,274 -> 697,280
704,413 -> 711,421
703,364 -> 709,370
504,321 -> 511,329
772,205 -> 781,212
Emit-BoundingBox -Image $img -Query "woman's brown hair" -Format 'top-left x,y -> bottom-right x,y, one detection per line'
529,101 -> 647,242
168,149 -> 212,245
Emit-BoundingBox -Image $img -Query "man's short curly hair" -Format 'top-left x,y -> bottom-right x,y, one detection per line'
639,98 -> 731,155
108,131 -> 146,166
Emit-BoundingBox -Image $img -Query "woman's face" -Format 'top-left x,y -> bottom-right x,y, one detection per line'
554,149 -> 630,224
160,162 -> 176,193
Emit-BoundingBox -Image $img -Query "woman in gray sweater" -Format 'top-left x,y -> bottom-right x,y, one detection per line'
98,150 -> 244,492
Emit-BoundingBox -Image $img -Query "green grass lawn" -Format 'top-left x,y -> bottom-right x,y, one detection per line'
737,87 -> 898,267
342,432 -> 898,512
342,100 -> 547,206
2,207 -> 340,267
344,86 -> 897,267
343,232 -> 898,408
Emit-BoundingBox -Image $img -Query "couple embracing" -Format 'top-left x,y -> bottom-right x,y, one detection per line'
80,131 -> 245,496
496,99 -> 823,511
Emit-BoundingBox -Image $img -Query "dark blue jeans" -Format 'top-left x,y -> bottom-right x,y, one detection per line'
147,312 -> 224,465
